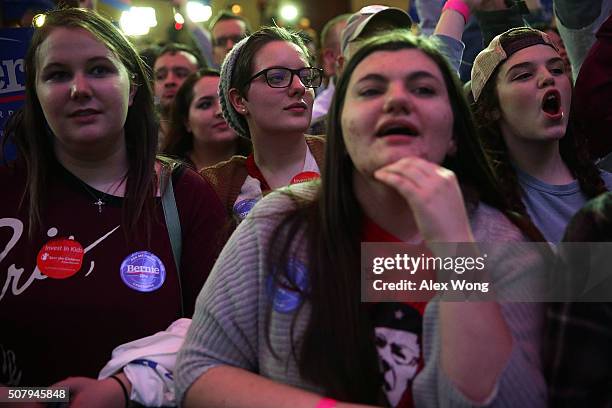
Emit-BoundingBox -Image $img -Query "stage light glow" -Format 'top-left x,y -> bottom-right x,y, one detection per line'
280,4 -> 299,22
33,14 -> 46,27
120,7 -> 157,36
186,2 -> 212,22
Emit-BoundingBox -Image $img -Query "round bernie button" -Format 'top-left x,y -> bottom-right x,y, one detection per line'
266,258 -> 309,314
120,251 -> 166,292
233,198 -> 258,220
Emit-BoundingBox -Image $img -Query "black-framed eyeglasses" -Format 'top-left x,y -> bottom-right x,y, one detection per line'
248,67 -> 323,89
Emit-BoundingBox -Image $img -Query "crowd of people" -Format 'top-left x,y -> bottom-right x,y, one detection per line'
2,0 -> 612,407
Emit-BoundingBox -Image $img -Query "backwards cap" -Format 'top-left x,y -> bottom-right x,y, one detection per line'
471,27 -> 558,102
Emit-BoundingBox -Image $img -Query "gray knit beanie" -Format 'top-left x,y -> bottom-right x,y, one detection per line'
219,36 -> 251,139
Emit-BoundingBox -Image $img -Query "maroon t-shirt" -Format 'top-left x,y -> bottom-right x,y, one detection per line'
0,161 -> 225,386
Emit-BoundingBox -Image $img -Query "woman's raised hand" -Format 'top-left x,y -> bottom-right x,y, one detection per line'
374,157 -> 475,244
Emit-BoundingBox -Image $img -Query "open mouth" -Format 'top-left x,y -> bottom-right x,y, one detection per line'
542,90 -> 561,116
377,126 -> 418,137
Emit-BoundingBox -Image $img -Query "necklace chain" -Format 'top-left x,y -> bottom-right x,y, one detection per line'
78,182 -> 108,213
77,175 -> 126,214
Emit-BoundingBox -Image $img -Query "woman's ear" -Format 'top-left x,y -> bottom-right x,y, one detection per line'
229,88 -> 248,115
184,119 -> 192,134
336,55 -> 345,76
128,83 -> 138,106
447,136 -> 458,157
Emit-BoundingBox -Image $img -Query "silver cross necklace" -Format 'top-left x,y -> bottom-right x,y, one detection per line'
93,197 -> 105,213
78,176 -> 126,214
79,182 -> 109,213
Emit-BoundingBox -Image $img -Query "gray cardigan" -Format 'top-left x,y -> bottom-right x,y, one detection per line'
175,181 -> 545,407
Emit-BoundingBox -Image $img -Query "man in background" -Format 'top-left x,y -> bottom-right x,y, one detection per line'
308,6 -> 413,135
209,11 -> 250,67
173,0 -> 250,69
311,13 -> 350,122
152,43 -> 204,138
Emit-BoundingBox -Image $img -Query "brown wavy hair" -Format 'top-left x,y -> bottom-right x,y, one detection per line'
471,31 -> 607,236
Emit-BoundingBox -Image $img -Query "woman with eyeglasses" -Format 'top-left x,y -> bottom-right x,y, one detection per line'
200,26 -> 325,232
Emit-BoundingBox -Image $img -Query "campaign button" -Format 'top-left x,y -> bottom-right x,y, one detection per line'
120,251 -> 166,292
37,238 -> 84,279
290,171 -> 320,185
266,258 -> 309,314
233,198 -> 258,220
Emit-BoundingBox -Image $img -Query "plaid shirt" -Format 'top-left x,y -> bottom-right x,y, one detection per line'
546,302 -> 612,407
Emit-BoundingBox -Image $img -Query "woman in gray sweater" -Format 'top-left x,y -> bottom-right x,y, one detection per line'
176,31 -> 546,408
